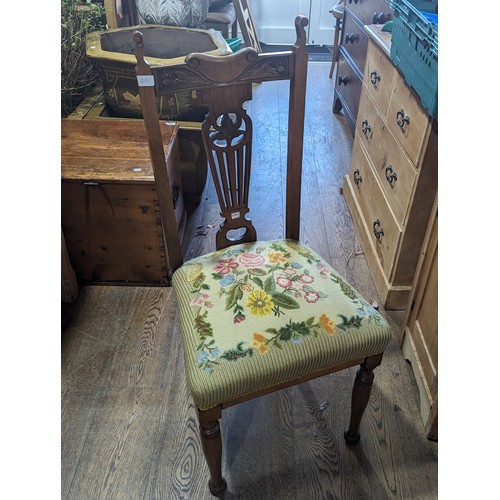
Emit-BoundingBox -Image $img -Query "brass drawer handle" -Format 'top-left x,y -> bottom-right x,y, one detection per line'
353,169 -> 362,185
361,119 -> 371,136
396,109 -> 410,128
338,75 -> 349,86
370,70 -> 381,86
373,219 -> 384,240
385,165 -> 398,184
345,33 -> 359,44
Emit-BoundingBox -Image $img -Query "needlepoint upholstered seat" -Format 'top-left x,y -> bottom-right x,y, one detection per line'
134,16 -> 392,498
173,239 -> 389,411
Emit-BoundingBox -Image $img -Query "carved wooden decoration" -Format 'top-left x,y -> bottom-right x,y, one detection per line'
201,84 -> 256,249
134,15 -> 308,269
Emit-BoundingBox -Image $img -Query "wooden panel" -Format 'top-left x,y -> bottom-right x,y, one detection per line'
346,0 -> 393,25
348,140 -> 401,277
363,39 -> 395,117
61,120 -> 178,181
386,74 -> 431,167
341,13 -> 369,75
335,49 -> 363,126
356,90 -> 417,226
401,193 -> 438,440
62,181 -> 168,284
343,172 -> 412,310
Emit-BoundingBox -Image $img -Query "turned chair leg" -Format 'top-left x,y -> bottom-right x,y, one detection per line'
198,406 -> 227,498
344,353 -> 384,445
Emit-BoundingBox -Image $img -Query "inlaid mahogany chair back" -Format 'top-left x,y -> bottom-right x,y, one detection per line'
134,17 -> 391,498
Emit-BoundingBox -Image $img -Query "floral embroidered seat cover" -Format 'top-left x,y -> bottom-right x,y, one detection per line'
173,239 -> 391,411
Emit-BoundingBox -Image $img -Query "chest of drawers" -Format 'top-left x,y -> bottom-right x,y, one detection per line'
342,25 -> 438,309
333,0 -> 393,134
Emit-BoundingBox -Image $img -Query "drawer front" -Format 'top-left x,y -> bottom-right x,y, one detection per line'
349,139 -> 402,278
341,13 -> 369,75
363,40 -> 395,116
386,74 -> 431,166
345,0 -> 393,25
356,90 -> 417,225
336,49 -> 363,124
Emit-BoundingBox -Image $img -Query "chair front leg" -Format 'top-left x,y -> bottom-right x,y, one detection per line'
198,406 -> 227,497
344,353 -> 384,445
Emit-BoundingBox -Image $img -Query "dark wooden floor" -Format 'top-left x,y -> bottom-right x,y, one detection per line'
61,62 -> 438,499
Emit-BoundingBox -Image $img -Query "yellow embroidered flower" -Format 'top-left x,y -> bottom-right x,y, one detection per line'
246,290 -> 274,316
240,283 -> 254,292
319,314 -> 335,335
185,263 -> 203,285
252,332 -> 267,344
268,251 -> 287,264
252,332 -> 269,354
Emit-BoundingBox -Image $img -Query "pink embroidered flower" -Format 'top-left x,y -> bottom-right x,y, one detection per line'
233,315 -> 246,324
239,252 -> 266,269
276,276 -> 292,288
299,273 -> 314,284
290,280 -> 304,291
191,293 -> 211,306
316,263 -> 331,279
213,258 -> 239,275
284,268 -> 296,276
304,291 -> 320,303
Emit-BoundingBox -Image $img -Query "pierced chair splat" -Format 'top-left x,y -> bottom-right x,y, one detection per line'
133,16 -> 392,498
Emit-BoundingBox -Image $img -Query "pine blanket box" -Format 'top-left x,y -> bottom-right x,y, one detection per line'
61,119 -> 185,285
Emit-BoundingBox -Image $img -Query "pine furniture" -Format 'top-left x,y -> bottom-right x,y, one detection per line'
61,119 -> 185,285
134,16 -> 392,497
342,24 -> 438,310
401,192 -> 438,440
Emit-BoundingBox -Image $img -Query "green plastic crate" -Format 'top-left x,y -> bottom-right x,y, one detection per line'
390,0 -> 438,117
225,37 -> 242,52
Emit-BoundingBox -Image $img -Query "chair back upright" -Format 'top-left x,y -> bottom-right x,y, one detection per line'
134,16 -> 308,274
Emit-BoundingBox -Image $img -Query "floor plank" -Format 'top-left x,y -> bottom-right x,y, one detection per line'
62,62 -> 438,500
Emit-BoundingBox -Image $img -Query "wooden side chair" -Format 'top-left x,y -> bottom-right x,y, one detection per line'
232,0 -> 262,52
329,0 -> 345,79
133,16 -> 391,497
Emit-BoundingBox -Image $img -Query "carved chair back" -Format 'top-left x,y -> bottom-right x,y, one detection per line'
133,16 -> 309,276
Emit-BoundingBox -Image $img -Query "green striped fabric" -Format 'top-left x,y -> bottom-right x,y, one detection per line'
172,240 -> 392,410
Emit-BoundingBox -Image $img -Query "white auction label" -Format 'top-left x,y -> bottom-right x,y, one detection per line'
137,75 -> 155,87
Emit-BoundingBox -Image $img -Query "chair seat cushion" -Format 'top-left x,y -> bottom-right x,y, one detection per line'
173,240 -> 392,410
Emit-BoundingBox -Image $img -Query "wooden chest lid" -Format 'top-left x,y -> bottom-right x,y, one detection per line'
61,119 -> 178,182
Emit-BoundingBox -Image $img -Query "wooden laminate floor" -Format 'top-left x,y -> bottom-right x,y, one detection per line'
61,62 -> 438,499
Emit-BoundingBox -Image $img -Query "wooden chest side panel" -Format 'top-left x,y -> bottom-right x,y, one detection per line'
62,182 -> 168,284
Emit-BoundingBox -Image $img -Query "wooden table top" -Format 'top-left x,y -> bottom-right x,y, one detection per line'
61,119 -> 178,183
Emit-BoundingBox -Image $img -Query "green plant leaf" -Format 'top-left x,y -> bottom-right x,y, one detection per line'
264,276 -> 276,294
271,292 -> 299,309
248,268 -> 267,276
252,276 -> 264,289
225,283 -> 243,310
